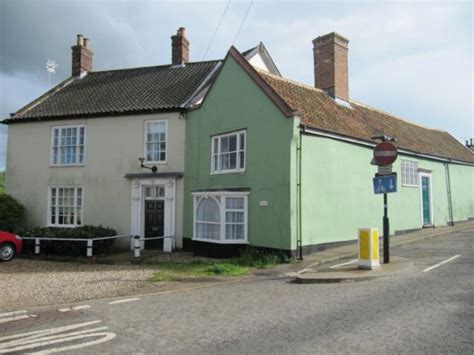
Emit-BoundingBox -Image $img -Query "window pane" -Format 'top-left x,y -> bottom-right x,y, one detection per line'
239,151 -> 245,169
239,133 -> 245,150
196,198 -> 220,222
226,211 -> 244,223
220,136 -> 229,153
229,135 -> 237,151
196,223 -> 220,240
229,152 -> 237,169
226,197 -> 244,210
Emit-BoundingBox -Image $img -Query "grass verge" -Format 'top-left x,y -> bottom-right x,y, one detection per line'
148,247 -> 294,282
148,261 -> 249,282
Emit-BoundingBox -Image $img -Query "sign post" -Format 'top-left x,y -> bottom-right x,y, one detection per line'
372,137 -> 398,264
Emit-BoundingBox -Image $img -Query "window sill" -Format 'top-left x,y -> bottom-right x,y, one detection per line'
144,161 -> 168,165
47,224 -> 81,228
49,164 -> 85,168
210,169 -> 246,176
192,238 -> 249,245
401,184 -> 419,188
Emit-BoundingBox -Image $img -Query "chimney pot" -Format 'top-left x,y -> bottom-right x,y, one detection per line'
171,27 -> 189,65
71,34 -> 93,77
312,32 -> 349,101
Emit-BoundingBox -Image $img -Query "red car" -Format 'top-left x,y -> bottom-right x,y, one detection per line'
0,231 -> 23,261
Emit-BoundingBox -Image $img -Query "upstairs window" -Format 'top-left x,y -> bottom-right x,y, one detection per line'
211,130 -> 246,174
401,160 -> 418,187
193,192 -> 248,243
145,120 -> 167,162
51,126 -> 85,165
49,187 -> 83,227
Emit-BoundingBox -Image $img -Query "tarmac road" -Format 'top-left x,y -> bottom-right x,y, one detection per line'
1,228 -> 472,354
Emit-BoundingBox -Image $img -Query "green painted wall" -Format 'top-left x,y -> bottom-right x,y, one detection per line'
184,56 -> 298,250
299,134 -> 474,246
449,163 -> 474,221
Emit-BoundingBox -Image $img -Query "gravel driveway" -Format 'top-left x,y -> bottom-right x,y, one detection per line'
0,259 -> 157,311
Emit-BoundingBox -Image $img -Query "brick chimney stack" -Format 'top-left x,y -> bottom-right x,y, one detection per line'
71,34 -> 93,77
171,27 -> 189,65
312,32 -> 349,101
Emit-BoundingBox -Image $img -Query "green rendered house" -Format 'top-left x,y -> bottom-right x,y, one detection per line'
183,32 -> 474,257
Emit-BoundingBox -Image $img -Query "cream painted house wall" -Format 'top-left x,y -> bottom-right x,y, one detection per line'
5,112 -> 185,248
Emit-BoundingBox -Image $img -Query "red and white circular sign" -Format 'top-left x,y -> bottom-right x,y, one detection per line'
373,142 -> 398,166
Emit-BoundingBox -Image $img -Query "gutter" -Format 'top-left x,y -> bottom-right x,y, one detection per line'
302,125 -> 474,166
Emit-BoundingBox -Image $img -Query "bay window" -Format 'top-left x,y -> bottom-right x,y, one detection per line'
193,192 -> 248,243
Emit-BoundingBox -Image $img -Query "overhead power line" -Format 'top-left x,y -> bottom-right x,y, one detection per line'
232,0 -> 254,45
202,0 -> 232,60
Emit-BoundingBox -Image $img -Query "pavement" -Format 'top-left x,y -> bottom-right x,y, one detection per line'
257,220 -> 474,281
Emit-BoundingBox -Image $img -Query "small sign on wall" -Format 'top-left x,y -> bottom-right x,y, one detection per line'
259,200 -> 269,207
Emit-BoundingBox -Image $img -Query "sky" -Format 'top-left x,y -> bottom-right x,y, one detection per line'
0,0 -> 472,170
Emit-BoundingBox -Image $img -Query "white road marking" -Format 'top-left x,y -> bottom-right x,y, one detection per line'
0,319 -> 116,354
0,311 -> 27,318
108,297 -> 140,305
329,259 -> 358,269
72,305 -> 91,311
58,308 -> 71,313
422,254 -> 461,272
0,320 -> 102,342
0,315 -> 30,324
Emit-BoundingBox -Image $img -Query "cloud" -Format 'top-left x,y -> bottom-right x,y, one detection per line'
0,0 -> 472,170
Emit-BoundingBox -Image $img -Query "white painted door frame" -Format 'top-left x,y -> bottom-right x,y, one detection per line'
419,172 -> 434,227
130,177 -> 176,250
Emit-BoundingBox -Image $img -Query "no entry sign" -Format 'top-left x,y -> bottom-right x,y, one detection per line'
373,142 -> 398,166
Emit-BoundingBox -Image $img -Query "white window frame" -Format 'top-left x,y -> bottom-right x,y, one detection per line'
50,125 -> 86,166
144,120 -> 168,164
47,186 -> 84,227
401,160 -> 419,187
192,191 -> 249,244
211,130 -> 246,174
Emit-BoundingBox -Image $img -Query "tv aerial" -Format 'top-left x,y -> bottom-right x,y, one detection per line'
45,59 -> 59,89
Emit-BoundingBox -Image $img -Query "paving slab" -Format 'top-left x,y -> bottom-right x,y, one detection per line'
295,256 -> 414,283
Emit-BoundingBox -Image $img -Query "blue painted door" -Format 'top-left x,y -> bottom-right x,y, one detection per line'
421,176 -> 432,225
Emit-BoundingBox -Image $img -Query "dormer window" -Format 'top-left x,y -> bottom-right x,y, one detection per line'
50,125 -> 85,166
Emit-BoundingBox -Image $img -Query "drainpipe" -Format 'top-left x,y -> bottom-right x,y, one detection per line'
297,125 -> 304,260
445,162 -> 454,226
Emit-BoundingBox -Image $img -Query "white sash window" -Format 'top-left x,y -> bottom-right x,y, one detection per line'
145,120 -> 167,163
48,187 -> 83,227
211,130 -> 246,174
51,125 -> 85,166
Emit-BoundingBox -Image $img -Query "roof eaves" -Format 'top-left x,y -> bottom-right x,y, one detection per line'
3,77 -> 76,124
227,46 -> 296,117
302,124 -> 474,166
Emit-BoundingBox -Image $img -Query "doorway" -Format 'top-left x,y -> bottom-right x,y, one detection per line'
419,173 -> 433,227
145,200 -> 164,249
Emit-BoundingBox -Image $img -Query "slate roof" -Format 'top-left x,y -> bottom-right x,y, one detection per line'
255,69 -> 474,164
5,60 -> 220,122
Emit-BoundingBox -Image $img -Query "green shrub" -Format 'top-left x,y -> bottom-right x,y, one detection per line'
0,194 -> 24,232
21,225 -> 117,257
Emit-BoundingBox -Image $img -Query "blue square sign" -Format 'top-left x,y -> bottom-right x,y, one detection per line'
373,174 -> 397,194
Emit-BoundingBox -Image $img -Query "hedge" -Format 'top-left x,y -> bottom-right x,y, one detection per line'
20,225 -> 117,257
0,194 -> 24,232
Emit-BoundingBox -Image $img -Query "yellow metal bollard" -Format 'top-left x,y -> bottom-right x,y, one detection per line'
358,228 -> 380,269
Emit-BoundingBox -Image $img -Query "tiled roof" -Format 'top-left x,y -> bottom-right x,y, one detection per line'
257,69 -> 474,163
6,61 -> 220,122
